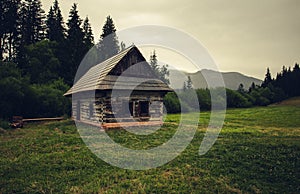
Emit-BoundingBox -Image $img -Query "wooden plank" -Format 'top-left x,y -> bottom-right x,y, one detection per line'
22,117 -> 64,122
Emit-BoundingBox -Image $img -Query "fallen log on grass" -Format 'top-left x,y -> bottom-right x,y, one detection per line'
22,117 -> 64,122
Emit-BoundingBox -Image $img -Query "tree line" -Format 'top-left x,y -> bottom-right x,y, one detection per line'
1,0 -> 122,84
164,63 -> 300,113
0,0 -> 121,119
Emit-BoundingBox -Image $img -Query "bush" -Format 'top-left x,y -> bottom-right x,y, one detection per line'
0,119 -> 10,130
0,62 -> 71,119
0,62 -> 31,119
226,89 -> 251,108
196,89 -> 211,110
31,79 -> 71,117
164,92 -> 181,113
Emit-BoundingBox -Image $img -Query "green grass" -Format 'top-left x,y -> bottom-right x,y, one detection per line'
0,106 -> 299,193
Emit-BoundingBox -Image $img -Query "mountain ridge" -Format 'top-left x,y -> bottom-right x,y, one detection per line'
168,69 -> 262,90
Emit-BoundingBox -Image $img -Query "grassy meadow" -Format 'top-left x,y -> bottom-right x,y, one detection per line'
0,105 -> 299,193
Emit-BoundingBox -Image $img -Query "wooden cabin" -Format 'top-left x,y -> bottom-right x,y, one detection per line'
64,46 -> 172,129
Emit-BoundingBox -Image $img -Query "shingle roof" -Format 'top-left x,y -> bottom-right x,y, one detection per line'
64,46 -> 172,96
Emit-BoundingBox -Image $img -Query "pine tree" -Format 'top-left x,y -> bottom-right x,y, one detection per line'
238,83 -> 245,93
97,16 -> 119,61
20,0 -> 46,45
248,82 -> 256,93
293,63 -> 299,71
46,0 -> 65,43
282,66 -> 287,76
65,3 -> 85,85
183,81 -> 187,91
149,50 -> 170,84
186,76 -> 193,89
83,16 -> 94,49
293,63 -> 300,96
262,67 -> 272,87
46,6 -> 55,39
150,50 -> 159,73
158,64 -> 170,84
16,0 -> 46,69
0,1 -> 4,59
0,0 -> 20,61
67,4 -> 83,45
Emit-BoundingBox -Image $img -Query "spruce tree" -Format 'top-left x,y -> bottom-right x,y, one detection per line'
46,0 -> 65,43
248,82 -> 256,93
97,16 -> 119,61
183,81 -> 187,91
186,76 -> 193,89
238,83 -> 245,93
83,16 -> 94,50
67,4 -> 83,46
262,67 -> 272,87
16,0 -> 46,69
0,1 -> 4,59
293,63 -> 300,96
74,16 -> 95,80
150,50 -> 159,73
20,0 -> 46,45
65,3 -> 85,85
0,0 -> 20,61
149,50 -> 170,84
46,6 -> 55,40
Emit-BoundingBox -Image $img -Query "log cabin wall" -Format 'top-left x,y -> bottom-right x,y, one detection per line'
72,91 -> 107,124
100,91 -> 165,124
72,90 -> 165,125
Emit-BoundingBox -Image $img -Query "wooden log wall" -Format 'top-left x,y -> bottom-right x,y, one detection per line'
72,91 -> 165,125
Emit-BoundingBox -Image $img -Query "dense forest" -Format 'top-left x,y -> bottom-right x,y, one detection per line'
0,0 -> 299,120
0,0 -> 120,119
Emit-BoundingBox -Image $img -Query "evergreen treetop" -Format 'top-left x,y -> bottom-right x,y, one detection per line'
97,15 -> 119,61
46,0 -> 65,42
83,16 -> 94,49
20,0 -> 46,45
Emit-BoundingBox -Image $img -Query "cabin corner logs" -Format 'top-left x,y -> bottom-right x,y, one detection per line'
65,46 -> 172,128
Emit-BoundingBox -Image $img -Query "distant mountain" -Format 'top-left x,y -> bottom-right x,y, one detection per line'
169,69 -> 262,90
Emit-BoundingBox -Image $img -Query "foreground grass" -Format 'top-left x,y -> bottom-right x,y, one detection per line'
0,106 -> 299,193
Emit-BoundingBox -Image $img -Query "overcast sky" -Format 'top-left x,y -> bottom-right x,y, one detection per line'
41,0 -> 300,79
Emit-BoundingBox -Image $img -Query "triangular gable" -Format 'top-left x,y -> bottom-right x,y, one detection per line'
108,46 -> 159,79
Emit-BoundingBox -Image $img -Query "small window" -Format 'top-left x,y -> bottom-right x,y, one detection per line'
139,101 -> 149,117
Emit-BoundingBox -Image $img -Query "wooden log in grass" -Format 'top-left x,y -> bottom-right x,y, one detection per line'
22,117 -> 64,123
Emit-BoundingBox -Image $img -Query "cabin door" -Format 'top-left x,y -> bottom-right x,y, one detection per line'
138,101 -> 150,117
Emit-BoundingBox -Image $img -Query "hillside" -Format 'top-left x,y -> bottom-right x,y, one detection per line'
169,69 -> 262,90
271,96 -> 300,107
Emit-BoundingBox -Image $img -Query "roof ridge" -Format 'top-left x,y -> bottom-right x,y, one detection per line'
97,45 -> 135,66
64,45 -> 137,96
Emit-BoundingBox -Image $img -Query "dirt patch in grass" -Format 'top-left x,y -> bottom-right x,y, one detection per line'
271,96 -> 300,107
